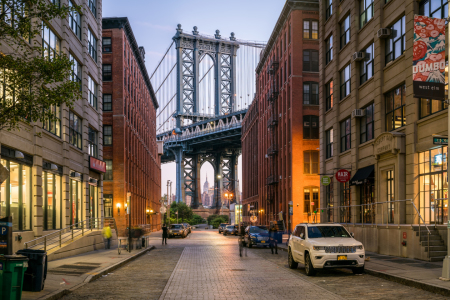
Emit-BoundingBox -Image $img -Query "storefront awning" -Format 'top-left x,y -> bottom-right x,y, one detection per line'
350,165 -> 374,186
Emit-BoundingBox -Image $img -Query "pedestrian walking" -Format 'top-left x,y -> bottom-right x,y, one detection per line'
269,223 -> 278,255
102,225 -> 112,249
238,224 -> 247,257
162,223 -> 168,245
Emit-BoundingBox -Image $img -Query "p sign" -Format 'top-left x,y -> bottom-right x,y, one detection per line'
0,226 -> 7,235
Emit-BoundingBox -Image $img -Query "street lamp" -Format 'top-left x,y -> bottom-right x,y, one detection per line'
116,203 -> 121,216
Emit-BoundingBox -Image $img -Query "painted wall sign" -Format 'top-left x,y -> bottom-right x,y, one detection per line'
89,157 -> 106,173
413,15 -> 446,100
335,170 -> 351,183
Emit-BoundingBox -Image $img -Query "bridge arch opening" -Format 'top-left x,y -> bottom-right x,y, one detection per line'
199,53 -> 215,117
200,161 -> 215,208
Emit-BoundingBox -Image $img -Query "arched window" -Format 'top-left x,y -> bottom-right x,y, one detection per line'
303,82 -> 319,105
304,150 -> 319,174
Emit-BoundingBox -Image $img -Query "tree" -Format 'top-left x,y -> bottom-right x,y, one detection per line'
170,202 -> 193,223
189,214 -> 206,225
0,0 -> 81,132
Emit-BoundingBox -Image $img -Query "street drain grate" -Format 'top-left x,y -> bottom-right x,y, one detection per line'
49,264 -> 100,276
229,269 -> 246,271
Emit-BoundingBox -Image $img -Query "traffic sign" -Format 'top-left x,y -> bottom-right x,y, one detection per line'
321,176 -> 331,186
335,169 -> 350,183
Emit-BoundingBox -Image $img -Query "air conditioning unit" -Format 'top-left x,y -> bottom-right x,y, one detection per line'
352,109 -> 365,118
377,28 -> 391,39
352,52 -> 365,61
70,171 -> 81,178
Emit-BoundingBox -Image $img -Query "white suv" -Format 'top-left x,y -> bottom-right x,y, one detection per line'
288,223 -> 365,276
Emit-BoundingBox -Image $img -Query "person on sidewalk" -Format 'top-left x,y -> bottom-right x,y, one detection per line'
238,224 -> 247,257
162,223 -> 168,245
269,223 -> 278,255
102,225 -> 112,249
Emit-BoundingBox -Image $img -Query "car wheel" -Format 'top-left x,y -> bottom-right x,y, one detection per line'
352,266 -> 364,274
304,253 -> 316,276
288,249 -> 298,269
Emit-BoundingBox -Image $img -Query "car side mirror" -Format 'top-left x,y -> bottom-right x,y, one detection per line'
300,233 -> 305,239
350,232 -> 354,237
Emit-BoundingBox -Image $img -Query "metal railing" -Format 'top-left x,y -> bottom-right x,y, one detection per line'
163,122 -> 242,143
322,199 -> 432,260
24,217 -> 107,252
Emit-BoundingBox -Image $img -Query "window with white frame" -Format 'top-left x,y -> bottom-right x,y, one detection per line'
88,28 -> 97,62
360,43 -> 374,84
88,76 -> 97,109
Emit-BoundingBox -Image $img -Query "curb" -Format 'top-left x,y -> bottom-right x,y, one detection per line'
38,246 -> 156,300
278,245 -> 450,297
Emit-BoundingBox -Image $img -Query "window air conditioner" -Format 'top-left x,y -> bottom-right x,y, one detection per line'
377,28 -> 391,39
352,52 -> 365,61
352,109 -> 365,118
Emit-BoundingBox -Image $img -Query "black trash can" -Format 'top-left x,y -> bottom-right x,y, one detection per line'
16,249 -> 47,292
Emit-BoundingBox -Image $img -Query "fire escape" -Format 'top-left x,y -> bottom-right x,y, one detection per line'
266,59 -> 279,210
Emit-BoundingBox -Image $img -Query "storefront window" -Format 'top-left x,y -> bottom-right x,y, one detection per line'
44,172 -> 62,230
89,184 -> 98,226
325,179 -> 334,222
419,147 -> 448,224
104,194 -> 113,217
360,181 -> 375,223
340,181 -> 351,223
70,179 -> 83,226
0,159 -> 32,231
387,170 -> 394,223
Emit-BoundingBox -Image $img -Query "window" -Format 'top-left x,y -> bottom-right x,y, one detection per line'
0,159 -> 32,231
88,0 -> 96,16
326,128 -> 333,158
326,35 -> 333,65
304,151 -> 319,174
360,0 -> 374,28
42,24 -> 60,60
340,118 -> 351,152
104,125 -> 112,145
326,0 -> 332,20
88,76 -> 97,109
103,94 -> 112,111
43,105 -> 61,137
303,50 -> 319,72
70,54 -> 82,91
360,43 -> 374,84
88,127 -> 98,158
88,29 -> 97,62
360,103 -> 374,143
340,15 -> 350,49
103,64 -> 112,81
420,98 -> 448,118
69,111 -> 82,149
387,170 -> 394,223
340,64 -> 351,99
44,172 -> 62,230
70,179 -> 83,226
419,0 -> 449,19
303,20 -> 318,39
325,180 -> 334,222
385,84 -> 406,131
68,0 -> 81,39
340,181 -> 351,223
385,16 -> 405,64
103,37 -> 112,53
104,160 -> 113,180
360,179 -> 375,223
418,147 -> 448,224
326,81 -> 334,111
304,187 -> 319,219
104,194 -> 113,217
303,82 -> 319,105
303,115 -> 319,139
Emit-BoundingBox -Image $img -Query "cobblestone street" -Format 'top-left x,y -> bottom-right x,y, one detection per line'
60,230 -> 448,300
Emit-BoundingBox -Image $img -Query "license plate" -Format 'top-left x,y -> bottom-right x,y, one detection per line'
337,255 -> 347,260
174,233 -> 178,235
261,241 -> 265,243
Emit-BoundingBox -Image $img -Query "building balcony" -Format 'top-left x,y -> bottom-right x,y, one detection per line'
266,175 -> 278,185
267,144 -> 278,156
267,115 -> 278,128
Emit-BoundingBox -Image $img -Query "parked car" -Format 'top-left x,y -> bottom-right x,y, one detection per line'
218,223 -> 229,234
182,223 -> 192,234
244,226 -> 270,248
288,223 -> 365,276
223,225 -> 238,236
168,224 -> 188,238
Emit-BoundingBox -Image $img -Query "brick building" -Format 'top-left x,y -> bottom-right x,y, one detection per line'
242,0 -> 320,231
102,18 -> 161,235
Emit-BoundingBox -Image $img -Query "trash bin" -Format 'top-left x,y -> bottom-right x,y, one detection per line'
0,254 -> 28,300
16,249 -> 47,292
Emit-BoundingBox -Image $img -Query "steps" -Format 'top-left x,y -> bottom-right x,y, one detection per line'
413,226 -> 447,262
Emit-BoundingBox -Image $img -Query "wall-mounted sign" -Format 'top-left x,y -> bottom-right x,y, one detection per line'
89,157 -> 106,173
433,137 -> 448,145
413,15 -> 446,100
0,217 -> 12,255
335,169 -> 350,183
289,201 -> 293,216
321,176 -> 331,186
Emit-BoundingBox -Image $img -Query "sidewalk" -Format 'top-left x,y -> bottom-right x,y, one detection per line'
277,243 -> 450,296
22,244 -> 155,300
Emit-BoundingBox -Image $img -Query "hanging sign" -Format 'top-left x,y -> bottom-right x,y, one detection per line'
413,15 -> 446,100
335,169 -> 350,183
433,137 -> 448,145
321,176 -> 331,186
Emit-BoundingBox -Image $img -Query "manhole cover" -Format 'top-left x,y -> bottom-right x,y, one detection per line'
49,264 -> 100,276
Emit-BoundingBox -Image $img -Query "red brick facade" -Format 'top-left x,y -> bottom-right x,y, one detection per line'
242,1 -> 320,231
102,18 -> 161,236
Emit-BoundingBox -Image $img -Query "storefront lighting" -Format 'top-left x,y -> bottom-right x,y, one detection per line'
116,203 -> 121,216
15,150 -> 24,159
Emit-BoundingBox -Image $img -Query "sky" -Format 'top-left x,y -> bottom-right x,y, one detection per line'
102,0 -> 286,196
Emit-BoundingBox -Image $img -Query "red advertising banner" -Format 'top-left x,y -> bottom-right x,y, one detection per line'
89,157 -> 106,173
413,15 -> 446,100
335,169 -> 350,183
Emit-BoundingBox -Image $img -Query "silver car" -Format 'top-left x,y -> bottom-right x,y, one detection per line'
169,224 -> 188,238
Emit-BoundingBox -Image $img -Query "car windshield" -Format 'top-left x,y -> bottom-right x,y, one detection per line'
249,226 -> 268,234
307,226 -> 350,238
226,225 -> 234,229
170,225 -> 183,229
220,224 -> 229,227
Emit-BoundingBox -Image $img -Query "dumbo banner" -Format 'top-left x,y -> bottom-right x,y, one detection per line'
413,15 -> 446,100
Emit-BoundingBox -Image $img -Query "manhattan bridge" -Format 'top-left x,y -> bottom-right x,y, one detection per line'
153,24 -> 264,209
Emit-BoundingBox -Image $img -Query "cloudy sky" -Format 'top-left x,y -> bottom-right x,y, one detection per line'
102,0 -> 285,196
